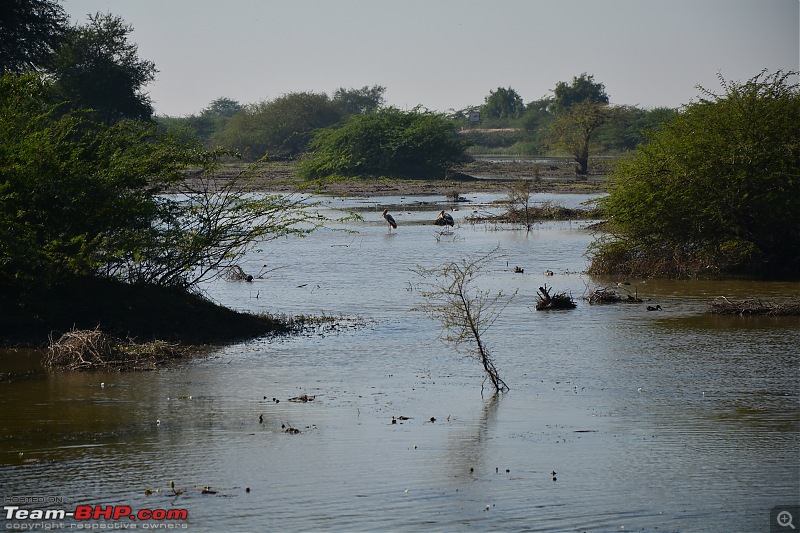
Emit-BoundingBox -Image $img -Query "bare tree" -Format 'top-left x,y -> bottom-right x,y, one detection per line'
412,247 -> 516,393
505,174 -> 540,231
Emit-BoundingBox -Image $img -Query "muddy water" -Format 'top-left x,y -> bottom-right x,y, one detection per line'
1,193 -> 798,532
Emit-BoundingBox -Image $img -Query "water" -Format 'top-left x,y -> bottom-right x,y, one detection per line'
2,193 -> 798,532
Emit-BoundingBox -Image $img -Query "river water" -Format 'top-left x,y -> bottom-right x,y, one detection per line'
1,193 -> 798,532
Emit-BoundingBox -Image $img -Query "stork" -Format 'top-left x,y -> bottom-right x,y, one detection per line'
434,210 -> 454,227
381,209 -> 397,232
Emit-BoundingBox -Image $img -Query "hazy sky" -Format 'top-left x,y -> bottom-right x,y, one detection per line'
62,0 -> 799,117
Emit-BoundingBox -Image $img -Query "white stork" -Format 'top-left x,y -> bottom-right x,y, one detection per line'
435,210 -> 454,227
381,209 -> 397,232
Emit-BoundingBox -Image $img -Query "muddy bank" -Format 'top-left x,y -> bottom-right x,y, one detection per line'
199,159 -> 609,196
0,278 -> 290,348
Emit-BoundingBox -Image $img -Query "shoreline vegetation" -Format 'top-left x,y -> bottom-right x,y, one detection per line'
5,159 -> 798,369
5,159 -> 600,357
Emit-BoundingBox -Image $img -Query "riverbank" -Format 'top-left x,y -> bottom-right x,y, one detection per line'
0,278 -> 291,349
201,159 -> 610,196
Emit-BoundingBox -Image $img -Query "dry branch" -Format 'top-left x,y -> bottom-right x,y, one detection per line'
44,328 -> 189,371
709,297 -> 800,316
535,284 -> 577,310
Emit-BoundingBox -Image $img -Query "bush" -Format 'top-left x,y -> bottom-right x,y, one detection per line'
589,70 -> 800,278
298,107 -> 471,180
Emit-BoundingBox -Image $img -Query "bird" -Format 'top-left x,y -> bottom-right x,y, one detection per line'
434,210 -> 454,227
646,305 -> 662,311
381,209 -> 397,231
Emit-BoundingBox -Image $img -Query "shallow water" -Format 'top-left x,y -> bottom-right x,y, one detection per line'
2,193 -> 798,532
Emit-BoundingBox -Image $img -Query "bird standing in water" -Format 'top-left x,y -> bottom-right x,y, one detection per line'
435,210 -> 454,227
382,209 -> 397,232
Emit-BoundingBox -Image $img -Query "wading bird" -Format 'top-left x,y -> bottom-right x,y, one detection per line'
382,209 -> 397,232
434,210 -> 454,227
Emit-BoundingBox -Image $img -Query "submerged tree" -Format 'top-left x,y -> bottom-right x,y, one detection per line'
505,176 -> 540,231
413,248 -> 516,393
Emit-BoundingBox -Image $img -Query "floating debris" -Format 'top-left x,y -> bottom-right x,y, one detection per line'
288,394 -> 315,403
535,284 -> 576,310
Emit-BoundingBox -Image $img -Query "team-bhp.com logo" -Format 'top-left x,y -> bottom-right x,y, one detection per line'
4,505 -> 188,528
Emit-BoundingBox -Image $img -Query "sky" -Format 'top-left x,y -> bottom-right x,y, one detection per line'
61,0 -> 799,117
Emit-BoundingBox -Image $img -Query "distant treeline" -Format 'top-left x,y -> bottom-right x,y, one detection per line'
157,79 -> 678,163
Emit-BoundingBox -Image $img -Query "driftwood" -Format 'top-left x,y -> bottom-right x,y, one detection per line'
709,296 -> 800,316
535,284 -> 576,310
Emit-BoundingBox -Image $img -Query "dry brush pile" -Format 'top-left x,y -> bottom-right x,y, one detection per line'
44,328 -> 191,371
709,297 -> 800,316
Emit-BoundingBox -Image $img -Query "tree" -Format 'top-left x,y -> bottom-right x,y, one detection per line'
299,107 -> 471,180
596,105 -> 678,152
195,97 -> 243,144
332,85 -> 386,115
413,248 -> 516,392
505,177 -> 540,231
481,86 -> 525,122
0,74 -> 320,296
0,0 -> 67,74
552,72 -> 609,112
48,12 -> 156,124
589,70 -> 800,278
546,100 -> 609,175
413,248 -> 516,393
215,91 -> 343,159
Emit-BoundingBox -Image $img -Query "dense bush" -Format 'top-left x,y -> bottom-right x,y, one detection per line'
298,107 -> 471,179
589,70 -> 800,278
0,74 -> 317,297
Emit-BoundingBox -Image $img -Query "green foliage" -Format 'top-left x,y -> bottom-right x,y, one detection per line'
590,70 -> 800,278
332,85 -> 386,115
481,86 -> 525,123
48,12 -> 156,124
552,72 -> 609,112
596,106 -> 678,152
0,0 -> 68,74
546,101 -> 609,174
157,97 -> 243,146
215,91 -> 343,160
299,107 -> 471,180
0,74 -> 320,296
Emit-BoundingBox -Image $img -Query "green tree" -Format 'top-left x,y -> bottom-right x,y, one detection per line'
589,70 -> 800,278
0,74 -> 319,296
215,91 -> 342,159
0,0 -> 67,73
48,12 -> 156,124
546,100 -> 610,175
332,85 -> 385,115
298,107 -> 471,180
596,105 -> 678,152
552,72 -> 609,112
481,86 -> 525,123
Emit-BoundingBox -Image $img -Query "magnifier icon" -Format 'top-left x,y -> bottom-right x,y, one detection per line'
778,510 -> 796,529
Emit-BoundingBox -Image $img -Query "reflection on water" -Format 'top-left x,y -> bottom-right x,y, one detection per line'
1,194 -> 798,532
